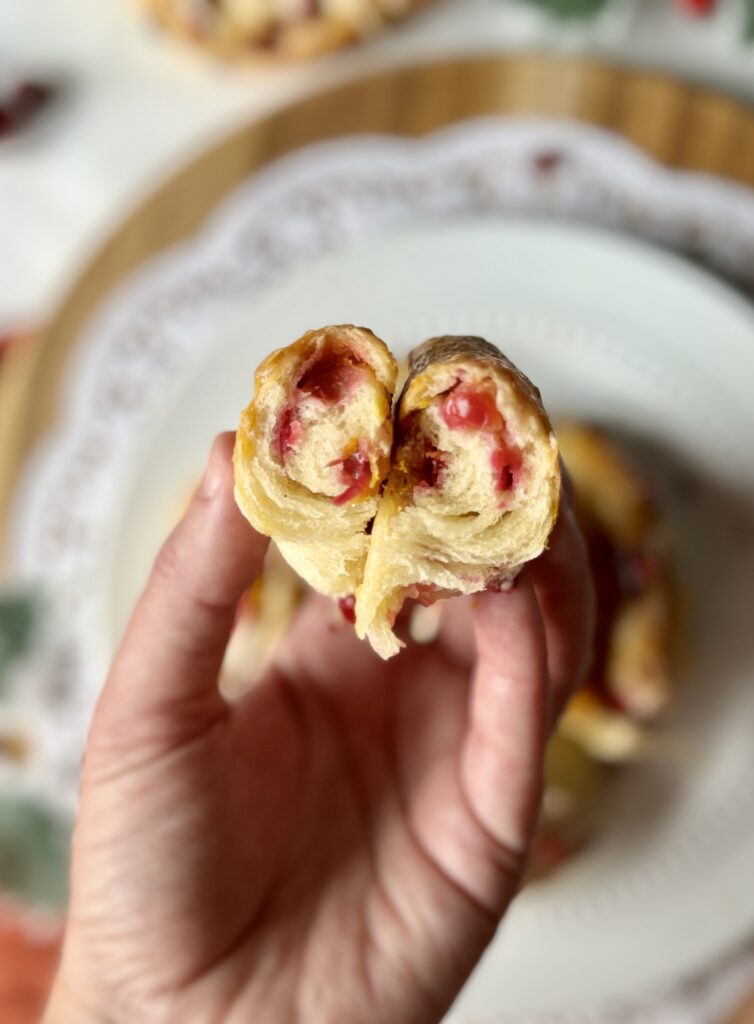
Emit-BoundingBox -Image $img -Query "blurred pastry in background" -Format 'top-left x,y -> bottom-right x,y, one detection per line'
172,484 -> 303,696
558,422 -> 675,736
529,423 -> 678,878
530,734 -> 607,879
141,0 -> 433,60
220,542 -> 303,698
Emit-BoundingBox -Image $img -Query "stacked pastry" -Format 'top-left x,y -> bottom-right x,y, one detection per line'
141,0 -> 432,59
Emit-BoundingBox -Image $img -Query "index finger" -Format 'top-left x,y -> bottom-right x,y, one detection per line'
96,433 -> 269,739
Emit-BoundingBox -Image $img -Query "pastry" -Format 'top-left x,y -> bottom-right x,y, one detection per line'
529,734 -> 607,879
220,543 -> 303,698
141,0 -> 432,60
530,426 -> 677,874
558,423 -> 675,725
234,324 -> 397,598
356,335 -> 560,658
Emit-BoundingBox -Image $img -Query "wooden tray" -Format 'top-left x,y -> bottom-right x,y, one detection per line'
2,53 -> 753,560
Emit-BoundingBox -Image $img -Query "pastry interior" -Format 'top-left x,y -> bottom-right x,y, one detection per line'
356,337 -> 560,658
234,325 -> 396,597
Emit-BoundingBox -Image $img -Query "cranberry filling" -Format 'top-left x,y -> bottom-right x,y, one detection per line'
274,407 -> 302,460
580,522 -> 662,713
440,385 -> 503,432
274,350 -> 370,463
330,445 -> 373,506
491,446 -> 523,494
297,350 -> 367,404
0,81 -> 54,139
403,583 -> 442,607
436,381 -> 522,497
337,595 -> 356,624
417,449 -> 447,489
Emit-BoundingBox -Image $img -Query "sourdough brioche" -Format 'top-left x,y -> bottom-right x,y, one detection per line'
355,336 -> 560,658
234,325 -> 397,596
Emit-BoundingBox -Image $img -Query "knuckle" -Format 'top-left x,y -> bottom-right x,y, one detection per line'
151,534 -> 190,591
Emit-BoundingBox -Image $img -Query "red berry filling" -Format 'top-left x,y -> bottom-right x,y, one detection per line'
491,445 -> 523,495
676,0 -> 715,15
402,582 -> 442,607
330,444 -> 373,506
437,381 -> 522,499
274,349 -> 372,465
297,351 -> 367,404
440,385 -> 503,432
274,407 -> 302,460
338,594 -> 356,624
416,448 -> 447,489
0,81 -> 53,139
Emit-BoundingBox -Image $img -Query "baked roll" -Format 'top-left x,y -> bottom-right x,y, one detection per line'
557,423 -> 675,722
220,544 -> 303,699
141,0 -> 432,61
355,336 -> 560,659
234,325 -> 397,597
529,733 -> 607,879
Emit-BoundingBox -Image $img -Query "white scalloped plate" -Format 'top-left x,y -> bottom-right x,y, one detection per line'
98,220 -> 754,1020
7,121 -> 754,1021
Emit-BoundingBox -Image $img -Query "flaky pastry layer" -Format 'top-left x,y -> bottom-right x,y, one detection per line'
234,325 -> 397,596
355,336 -> 560,658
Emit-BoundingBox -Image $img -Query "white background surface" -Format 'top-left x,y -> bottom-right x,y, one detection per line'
2,0 -> 754,328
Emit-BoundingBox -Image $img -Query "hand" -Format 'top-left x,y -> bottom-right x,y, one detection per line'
45,434 -> 593,1024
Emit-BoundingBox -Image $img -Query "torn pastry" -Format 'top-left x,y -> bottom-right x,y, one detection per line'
356,335 -> 560,659
234,325 -> 397,597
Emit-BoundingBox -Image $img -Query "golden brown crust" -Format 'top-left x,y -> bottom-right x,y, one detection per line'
557,422 -> 654,548
140,0 -> 432,61
404,335 -> 549,421
254,324 -> 396,397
